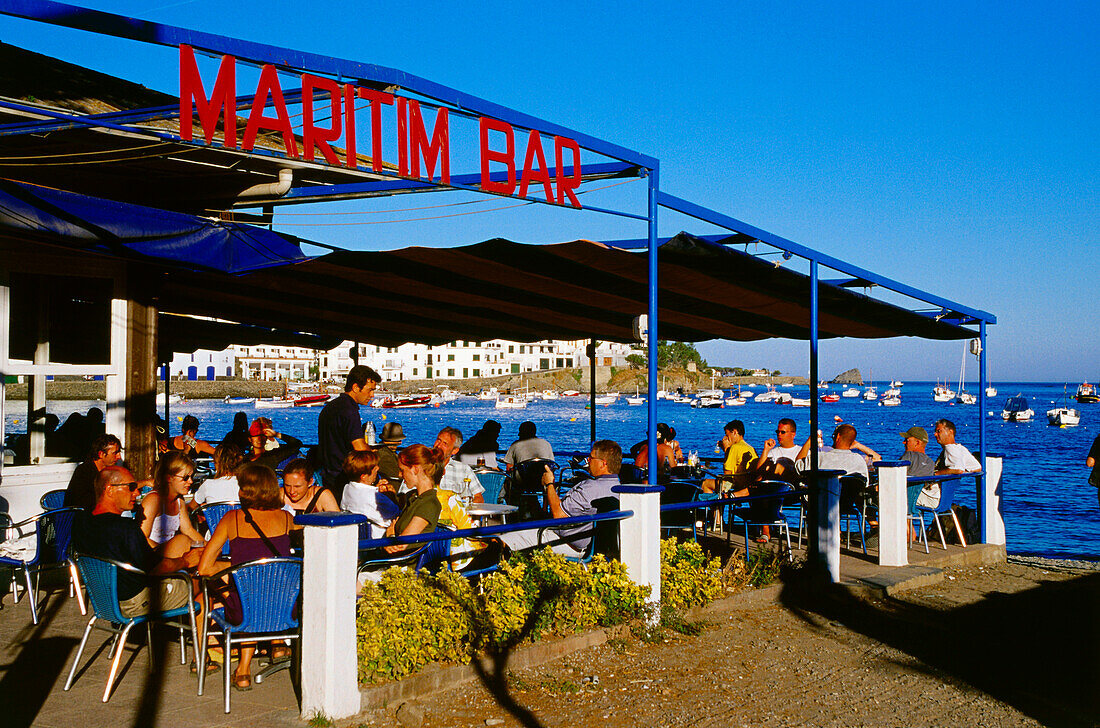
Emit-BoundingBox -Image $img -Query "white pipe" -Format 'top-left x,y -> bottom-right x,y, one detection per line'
237,168 -> 293,199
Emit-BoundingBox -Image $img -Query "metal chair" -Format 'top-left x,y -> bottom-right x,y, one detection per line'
476,471 -> 507,504
915,479 -> 968,549
906,481 -> 930,554
0,507 -> 82,623
64,553 -> 199,702
536,496 -> 620,564
199,557 -> 303,713
40,489 -> 67,510
659,480 -> 702,541
729,481 -> 794,561
357,536 -> 452,577
839,475 -> 870,554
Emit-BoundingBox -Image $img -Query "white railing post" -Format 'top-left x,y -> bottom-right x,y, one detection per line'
982,454 -> 1006,546
614,485 -> 662,617
807,470 -> 843,583
296,513 -> 363,721
875,462 -> 909,567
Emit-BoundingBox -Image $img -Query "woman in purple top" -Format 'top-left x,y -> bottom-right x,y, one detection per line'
199,463 -> 299,691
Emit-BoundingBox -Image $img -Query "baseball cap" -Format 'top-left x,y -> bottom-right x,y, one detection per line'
899,426 -> 928,443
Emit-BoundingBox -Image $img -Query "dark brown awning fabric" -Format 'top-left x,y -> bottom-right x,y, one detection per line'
155,232 -> 972,346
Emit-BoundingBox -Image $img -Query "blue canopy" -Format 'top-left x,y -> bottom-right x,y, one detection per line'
0,180 -> 308,274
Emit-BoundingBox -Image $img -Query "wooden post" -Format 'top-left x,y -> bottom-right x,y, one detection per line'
123,291 -> 157,478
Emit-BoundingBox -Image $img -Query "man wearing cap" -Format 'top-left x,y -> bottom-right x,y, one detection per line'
317,365 -> 381,501
376,421 -> 405,484
900,425 -> 938,508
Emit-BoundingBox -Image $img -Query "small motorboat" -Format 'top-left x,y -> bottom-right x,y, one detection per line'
862,387 -> 878,401
561,390 -> 582,397
593,393 -> 617,406
820,393 -> 840,403
755,386 -> 782,403
691,393 -> 725,408
890,380 -> 904,388
255,397 -> 295,409
494,395 -> 528,409
382,395 -> 433,409
223,396 -> 256,405
880,395 -> 901,407
1075,382 -> 1099,404
841,387 -> 860,398
932,384 -> 956,402
156,392 -> 184,406
1048,386 -> 1082,426
955,392 -> 977,405
294,394 -> 333,407
790,397 -> 811,407
541,390 -> 560,400
774,392 -> 793,405
1001,395 -> 1035,422
477,388 -> 499,401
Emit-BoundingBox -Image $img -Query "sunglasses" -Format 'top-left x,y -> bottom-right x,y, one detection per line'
113,481 -> 140,492
172,473 -> 195,481
776,430 -> 790,435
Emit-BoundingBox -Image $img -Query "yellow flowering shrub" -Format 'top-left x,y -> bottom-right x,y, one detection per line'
660,538 -> 724,611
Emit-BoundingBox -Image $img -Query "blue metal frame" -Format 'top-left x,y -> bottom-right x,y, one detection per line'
978,321 -> 988,543
647,166 -> 660,481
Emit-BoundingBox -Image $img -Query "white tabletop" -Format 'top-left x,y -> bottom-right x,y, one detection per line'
466,503 -> 519,517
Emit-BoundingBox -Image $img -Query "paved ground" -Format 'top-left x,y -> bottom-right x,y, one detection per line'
2,548 -> 1096,728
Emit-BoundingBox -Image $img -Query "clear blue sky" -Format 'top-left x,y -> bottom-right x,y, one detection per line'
4,0 -> 1096,382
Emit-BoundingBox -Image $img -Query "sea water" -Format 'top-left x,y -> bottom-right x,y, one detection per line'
7,382 -> 1098,560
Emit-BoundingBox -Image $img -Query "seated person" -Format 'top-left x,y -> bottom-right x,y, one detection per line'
503,421 -> 554,472
498,440 -> 622,556
633,423 -> 676,476
755,418 -> 803,483
73,465 -> 200,618
702,420 -> 758,494
457,419 -> 502,470
190,443 -> 245,509
140,452 -> 205,558
795,424 -> 877,481
282,458 -> 339,515
382,444 -> 445,554
64,433 -> 122,512
433,427 -> 485,504
221,412 -> 252,454
246,417 -> 303,471
340,450 -> 400,539
198,463 -> 299,690
169,415 -> 216,457
375,422 -> 405,484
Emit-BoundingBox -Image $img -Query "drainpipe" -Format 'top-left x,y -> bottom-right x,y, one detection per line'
237,168 -> 293,199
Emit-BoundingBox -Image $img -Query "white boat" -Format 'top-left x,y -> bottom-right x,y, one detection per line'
755,385 -> 782,403
626,386 -> 645,405
862,387 -> 878,401
780,382 -> 794,388
691,393 -> 725,408
790,397 -> 811,407
986,386 -> 998,397
223,396 -> 255,405
890,380 -> 904,388
932,384 -> 956,402
1076,382 -> 1099,404
436,386 -> 460,402
954,346 -> 975,405
880,395 -> 901,407
156,392 -> 184,406
656,389 -> 668,400
774,392 -> 793,405
956,392 -> 977,405
254,397 -> 295,409
541,389 -> 560,401
1001,395 -> 1034,422
594,393 -> 617,406
494,394 -> 528,409
561,390 -> 582,397
883,387 -> 901,398
477,388 -> 499,401
841,387 -> 860,398
1048,386 -> 1081,426
725,388 -> 747,406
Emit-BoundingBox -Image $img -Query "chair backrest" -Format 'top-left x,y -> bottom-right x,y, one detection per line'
618,464 -> 645,484
935,478 -> 962,512
839,475 -> 869,512
34,507 -> 81,567
906,481 -> 926,515
661,481 -> 701,529
414,537 -> 451,574
40,489 -> 66,510
228,557 -> 302,633
591,496 -> 620,560
477,472 -> 507,504
200,502 -> 239,537
753,481 -> 793,522
73,553 -> 128,624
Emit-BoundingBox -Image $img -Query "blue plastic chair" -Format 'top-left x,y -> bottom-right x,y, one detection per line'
916,479 -> 968,549
40,489 -> 66,510
0,507 -> 82,624
477,471 -> 507,505
906,482 -> 930,553
65,553 -> 199,702
660,480 -> 703,541
200,557 -> 302,713
730,481 -> 794,561
839,476 -> 870,554
193,501 -> 239,557
357,535 -> 453,577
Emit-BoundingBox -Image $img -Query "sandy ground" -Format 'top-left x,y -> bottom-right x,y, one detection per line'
362,557 -> 1099,728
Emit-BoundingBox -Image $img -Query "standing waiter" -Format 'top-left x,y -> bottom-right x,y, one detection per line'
317,365 -> 380,501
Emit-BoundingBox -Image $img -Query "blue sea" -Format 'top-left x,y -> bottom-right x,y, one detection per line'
8,382 -> 1099,561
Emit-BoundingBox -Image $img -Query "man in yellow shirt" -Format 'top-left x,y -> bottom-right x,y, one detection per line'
702,420 -> 758,495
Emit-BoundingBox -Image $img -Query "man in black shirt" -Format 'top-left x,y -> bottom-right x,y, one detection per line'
63,434 -> 122,512
317,365 -> 380,500
72,466 -> 199,617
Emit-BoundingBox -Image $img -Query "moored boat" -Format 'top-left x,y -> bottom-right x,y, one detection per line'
224,396 -> 255,405
841,387 -> 860,398
294,393 -> 333,407
594,393 -> 617,406
932,383 -> 956,402
156,392 -> 184,406
561,390 -> 582,397
1075,382 -> 1099,404
820,393 -> 840,403
862,386 -> 878,401
494,394 -> 528,409
1001,395 -> 1035,422
1048,386 -> 1081,426
880,395 -> 901,406
790,397 -> 811,407
255,397 -> 294,409
382,394 -> 433,409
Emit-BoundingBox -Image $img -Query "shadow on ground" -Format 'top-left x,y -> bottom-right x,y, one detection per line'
778,570 -> 1100,728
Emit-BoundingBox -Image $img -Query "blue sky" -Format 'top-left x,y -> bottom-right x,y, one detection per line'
4,0 -> 1096,382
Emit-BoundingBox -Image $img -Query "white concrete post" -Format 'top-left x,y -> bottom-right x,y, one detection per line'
982,455 -> 1006,546
809,470 -> 843,583
615,485 -> 662,616
298,514 -> 362,721
875,463 -> 909,567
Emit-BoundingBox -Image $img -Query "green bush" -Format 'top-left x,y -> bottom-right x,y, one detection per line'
356,540 -> 728,684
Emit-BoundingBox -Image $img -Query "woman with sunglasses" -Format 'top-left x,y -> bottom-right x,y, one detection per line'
140,451 -> 204,558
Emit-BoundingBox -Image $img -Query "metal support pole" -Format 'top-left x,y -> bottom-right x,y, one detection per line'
807,260 -> 820,563
162,360 -> 170,426
646,167 -> 659,481
978,321 -> 988,543
588,339 -> 597,445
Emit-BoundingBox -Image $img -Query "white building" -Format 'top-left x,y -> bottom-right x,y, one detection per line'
232,344 -> 317,381
161,349 -> 235,381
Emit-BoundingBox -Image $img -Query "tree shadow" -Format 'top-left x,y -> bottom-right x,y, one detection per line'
777,569 -> 1100,727
0,584 -> 75,728
433,578 -> 571,728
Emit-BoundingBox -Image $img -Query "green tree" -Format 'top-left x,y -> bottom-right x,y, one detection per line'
656,340 -> 709,370
771,369 -> 782,376
625,353 -> 646,369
